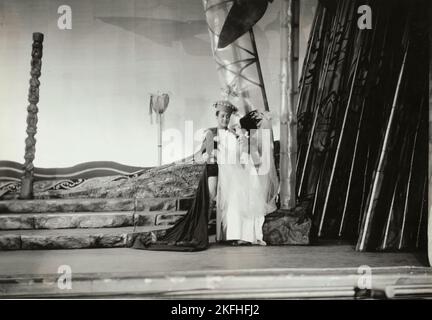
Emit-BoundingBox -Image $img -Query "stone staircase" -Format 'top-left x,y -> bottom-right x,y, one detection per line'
0,197 -> 193,250
0,196 -> 312,250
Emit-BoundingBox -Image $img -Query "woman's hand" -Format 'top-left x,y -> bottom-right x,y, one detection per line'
238,133 -> 248,145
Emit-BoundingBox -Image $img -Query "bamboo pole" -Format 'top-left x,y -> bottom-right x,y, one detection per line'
310,2 -> 357,227
358,146 -> 371,235
295,3 -> 324,182
398,93 -> 425,250
379,120 -> 411,250
311,163 -> 323,218
339,100 -> 365,237
356,8 -> 391,238
416,175 -> 427,249
279,0 -> 296,209
20,32 -> 44,200
381,176 -> 400,250
297,0 -> 344,198
295,2 -> 320,115
428,1 -> 432,266
339,6 -> 382,237
357,36 -> 410,251
318,34 -> 363,237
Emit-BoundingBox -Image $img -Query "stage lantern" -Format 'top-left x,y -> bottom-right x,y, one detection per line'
149,93 -> 170,166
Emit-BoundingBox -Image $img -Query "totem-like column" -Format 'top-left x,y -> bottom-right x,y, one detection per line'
20,32 -> 44,199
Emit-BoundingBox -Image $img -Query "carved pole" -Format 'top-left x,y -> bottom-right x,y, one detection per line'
20,32 -> 43,200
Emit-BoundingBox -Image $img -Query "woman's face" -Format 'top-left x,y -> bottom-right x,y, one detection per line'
217,111 -> 231,129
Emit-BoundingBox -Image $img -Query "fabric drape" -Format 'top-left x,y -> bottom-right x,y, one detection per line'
132,165 -> 210,252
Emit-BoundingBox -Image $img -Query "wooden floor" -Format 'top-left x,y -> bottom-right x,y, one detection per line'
0,241 -> 428,276
0,241 -> 430,299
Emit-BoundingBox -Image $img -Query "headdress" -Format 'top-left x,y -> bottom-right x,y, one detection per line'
213,100 -> 238,114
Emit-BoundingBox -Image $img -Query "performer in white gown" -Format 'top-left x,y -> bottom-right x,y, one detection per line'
132,101 -> 279,251
216,108 -> 279,245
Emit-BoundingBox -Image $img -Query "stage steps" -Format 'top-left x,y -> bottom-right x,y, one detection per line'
0,226 -> 169,250
0,197 -> 193,250
0,211 -> 187,230
0,196 -> 312,250
0,197 -> 193,213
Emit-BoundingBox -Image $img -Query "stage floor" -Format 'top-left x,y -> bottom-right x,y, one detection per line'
0,241 -> 428,276
0,241 -> 430,299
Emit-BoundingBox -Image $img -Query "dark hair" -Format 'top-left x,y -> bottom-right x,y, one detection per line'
239,110 -> 262,130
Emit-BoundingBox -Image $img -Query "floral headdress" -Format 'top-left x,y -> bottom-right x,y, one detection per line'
213,100 -> 238,114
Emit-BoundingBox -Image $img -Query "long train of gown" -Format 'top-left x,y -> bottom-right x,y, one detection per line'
132,165 -> 210,252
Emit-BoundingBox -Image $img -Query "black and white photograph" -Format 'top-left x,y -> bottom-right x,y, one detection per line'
0,0 -> 431,304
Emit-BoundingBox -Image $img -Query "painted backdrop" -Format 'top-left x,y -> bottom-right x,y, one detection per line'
0,0 -> 316,167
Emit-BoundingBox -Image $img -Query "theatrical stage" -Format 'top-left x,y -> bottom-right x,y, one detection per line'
0,242 -> 430,299
0,0 -> 431,300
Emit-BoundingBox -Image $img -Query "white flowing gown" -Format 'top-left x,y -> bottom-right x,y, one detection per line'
216,117 -> 279,244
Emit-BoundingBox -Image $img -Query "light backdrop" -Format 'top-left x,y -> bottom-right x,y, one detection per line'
0,0 -> 316,167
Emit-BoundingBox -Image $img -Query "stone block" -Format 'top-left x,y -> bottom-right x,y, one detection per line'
125,229 -> 168,248
96,233 -> 126,248
0,234 -> 21,250
34,212 -> 134,229
78,213 -> 133,228
263,212 -> 311,245
0,199 -> 135,213
21,235 -> 96,250
0,215 -> 34,230
133,213 -> 155,227
135,198 -> 176,211
155,212 -> 185,226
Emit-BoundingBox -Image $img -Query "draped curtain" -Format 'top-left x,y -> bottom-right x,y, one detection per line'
296,0 -> 429,251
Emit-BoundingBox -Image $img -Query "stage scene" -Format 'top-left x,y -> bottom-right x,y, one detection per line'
0,0 -> 431,298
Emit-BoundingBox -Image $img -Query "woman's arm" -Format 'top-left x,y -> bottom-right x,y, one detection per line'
202,129 -> 216,164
